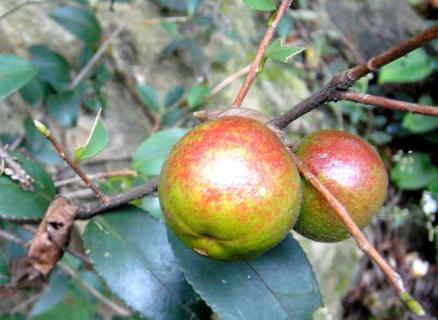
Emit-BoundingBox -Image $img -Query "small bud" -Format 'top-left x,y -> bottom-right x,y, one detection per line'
34,120 -> 50,137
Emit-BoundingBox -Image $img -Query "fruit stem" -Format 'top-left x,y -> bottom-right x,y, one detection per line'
290,151 -> 426,316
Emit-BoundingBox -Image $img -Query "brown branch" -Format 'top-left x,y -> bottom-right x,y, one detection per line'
34,121 -> 108,204
338,91 -> 438,117
232,0 -> 293,107
55,169 -> 137,188
75,177 -> 159,220
270,24 -> 438,129
290,152 -> 425,316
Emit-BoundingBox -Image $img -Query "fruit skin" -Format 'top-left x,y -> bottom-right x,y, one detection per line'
294,130 -> 388,242
159,116 -> 302,261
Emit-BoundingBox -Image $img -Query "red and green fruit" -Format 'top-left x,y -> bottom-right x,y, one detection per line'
159,116 -> 302,261
293,130 -> 388,242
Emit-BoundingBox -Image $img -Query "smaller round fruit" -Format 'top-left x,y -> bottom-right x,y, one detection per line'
159,116 -> 302,261
294,130 -> 388,242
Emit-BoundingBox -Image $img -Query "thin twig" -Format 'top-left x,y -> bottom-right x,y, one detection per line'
211,64 -> 251,96
338,91 -> 438,117
144,16 -> 189,25
34,121 -> 108,204
75,177 -> 159,220
270,24 -> 438,129
58,262 -> 132,317
55,169 -> 137,187
232,0 -> 293,107
69,22 -> 126,90
0,0 -> 47,20
290,152 -> 425,316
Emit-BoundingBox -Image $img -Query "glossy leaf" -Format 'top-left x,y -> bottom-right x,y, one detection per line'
46,91 -> 81,127
187,84 -> 210,110
243,0 -> 276,11
19,77 -> 44,107
391,152 -> 438,190
50,6 -> 102,45
132,128 -> 188,176
266,39 -> 305,63
0,248 -> 10,286
136,84 -> 162,113
0,152 -> 56,220
74,109 -> 110,161
29,45 -> 70,92
83,206 -> 198,319
0,55 -> 37,100
161,109 -> 184,127
169,232 -> 322,320
378,48 -> 433,84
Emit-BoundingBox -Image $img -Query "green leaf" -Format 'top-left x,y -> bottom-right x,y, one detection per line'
136,84 -> 162,113
0,248 -> 10,286
429,179 -> 438,201
132,128 -> 188,176
83,206 -> 198,319
243,0 -> 276,11
95,63 -> 112,89
50,6 -> 102,46
391,152 -> 438,190
30,270 -> 70,317
32,283 -> 98,320
265,39 -> 305,63
0,152 -> 56,220
169,232 -> 322,320
402,96 -> 438,133
403,113 -> 438,133
46,91 -> 81,128
19,77 -> 44,107
164,86 -> 184,108
277,14 -> 292,39
74,110 -> 110,161
0,55 -> 37,100
187,84 -> 210,110
23,118 -> 62,165
161,109 -> 184,127
378,48 -> 433,84
29,45 -> 71,92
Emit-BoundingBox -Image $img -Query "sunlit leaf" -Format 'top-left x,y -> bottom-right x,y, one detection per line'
0,55 -> 37,100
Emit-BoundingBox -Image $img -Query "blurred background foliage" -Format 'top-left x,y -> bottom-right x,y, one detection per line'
0,0 -> 437,319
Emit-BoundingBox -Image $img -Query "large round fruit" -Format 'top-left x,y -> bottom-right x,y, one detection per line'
159,116 -> 302,261
294,130 -> 388,242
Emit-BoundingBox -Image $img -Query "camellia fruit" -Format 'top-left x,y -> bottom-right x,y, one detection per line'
159,116 -> 302,261
293,130 -> 388,242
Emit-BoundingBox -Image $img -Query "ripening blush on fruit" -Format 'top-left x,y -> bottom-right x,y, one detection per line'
159,116 -> 302,261
294,130 -> 388,242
